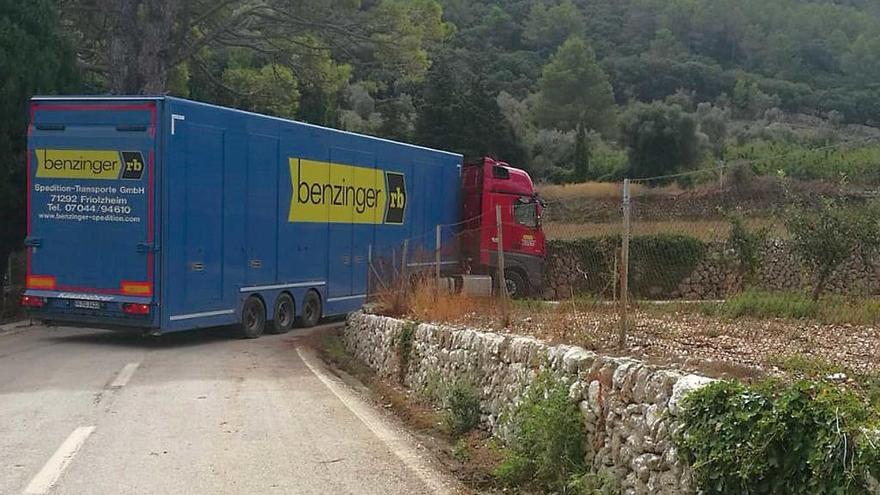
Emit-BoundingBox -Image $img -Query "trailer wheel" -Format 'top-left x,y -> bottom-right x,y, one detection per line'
240,297 -> 266,339
503,269 -> 529,299
298,291 -> 322,328
268,293 -> 295,334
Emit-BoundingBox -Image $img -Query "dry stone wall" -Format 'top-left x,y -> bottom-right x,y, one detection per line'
344,312 -> 715,494
546,238 -> 880,300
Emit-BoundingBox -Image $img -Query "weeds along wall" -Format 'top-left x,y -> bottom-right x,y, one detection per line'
344,311 -> 714,494
545,237 -> 880,300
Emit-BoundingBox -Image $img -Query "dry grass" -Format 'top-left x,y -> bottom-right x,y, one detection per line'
543,218 -> 785,241
538,181 -> 682,201
408,283 -> 485,322
374,286 -> 880,380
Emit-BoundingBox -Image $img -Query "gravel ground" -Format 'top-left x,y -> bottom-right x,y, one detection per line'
422,305 -> 880,380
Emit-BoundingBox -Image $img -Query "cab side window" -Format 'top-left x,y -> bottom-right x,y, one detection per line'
513,197 -> 537,228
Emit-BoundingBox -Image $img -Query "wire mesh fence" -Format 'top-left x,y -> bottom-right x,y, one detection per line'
1,250 -> 26,322
541,167 -> 880,311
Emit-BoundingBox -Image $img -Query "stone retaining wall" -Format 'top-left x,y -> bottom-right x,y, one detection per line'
546,238 -> 880,300
344,312 -> 714,494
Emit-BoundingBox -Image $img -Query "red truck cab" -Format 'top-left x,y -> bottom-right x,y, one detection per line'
461,157 -> 546,297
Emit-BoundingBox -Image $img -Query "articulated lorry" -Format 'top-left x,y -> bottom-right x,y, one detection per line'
21,96 -> 545,337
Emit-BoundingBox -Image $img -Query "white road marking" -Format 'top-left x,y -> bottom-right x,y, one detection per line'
296,348 -> 452,495
110,362 -> 140,388
23,426 -> 96,494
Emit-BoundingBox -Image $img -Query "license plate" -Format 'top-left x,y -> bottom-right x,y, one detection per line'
73,300 -> 102,310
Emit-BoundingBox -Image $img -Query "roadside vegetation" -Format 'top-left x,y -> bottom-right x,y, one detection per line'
697,291 -> 880,325
495,371 -> 619,494
318,325 -> 622,494
677,379 -> 880,495
321,311 -> 880,494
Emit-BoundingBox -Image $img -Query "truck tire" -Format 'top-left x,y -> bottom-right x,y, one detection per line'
503,269 -> 529,299
298,291 -> 322,328
268,293 -> 295,334
240,297 -> 266,339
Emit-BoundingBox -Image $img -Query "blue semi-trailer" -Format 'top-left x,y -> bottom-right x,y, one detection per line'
20,96 -> 464,337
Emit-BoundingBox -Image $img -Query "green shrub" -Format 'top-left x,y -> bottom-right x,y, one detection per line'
549,233 -> 706,299
569,470 -> 621,495
394,322 -> 416,383
721,290 -> 819,319
785,198 -> 880,301
443,380 -> 481,437
726,211 -> 768,286
628,234 -> 706,298
767,353 -> 845,379
822,298 -> 880,326
724,140 -> 880,184
452,438 -> 471,461
676,380 -> 880,495
495,372 -> 588,492
718,290 -> 880,325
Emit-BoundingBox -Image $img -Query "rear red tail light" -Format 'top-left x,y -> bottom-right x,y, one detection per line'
20,295 -> 45,308
122,303 -> 151,316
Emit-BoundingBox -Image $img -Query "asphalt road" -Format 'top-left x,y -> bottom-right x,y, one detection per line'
0,322 -> 458,495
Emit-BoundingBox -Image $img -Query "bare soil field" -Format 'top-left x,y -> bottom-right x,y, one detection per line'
404,294 -> 880,382
543,218 -> 784,241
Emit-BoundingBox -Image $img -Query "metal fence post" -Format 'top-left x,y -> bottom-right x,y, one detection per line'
618,179 -> 632,348
400,239 -> 409,289
435,224 -> 441,285
495,205 -> 509,321
367,244 -> 373,296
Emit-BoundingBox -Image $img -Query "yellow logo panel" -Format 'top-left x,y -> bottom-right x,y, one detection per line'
288,158 -> 406,225
36,149 -> 122,179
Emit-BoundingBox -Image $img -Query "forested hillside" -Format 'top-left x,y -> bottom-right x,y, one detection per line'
4,0 -> 880,275
33,0 -> 880,179
427,0 -> 880,182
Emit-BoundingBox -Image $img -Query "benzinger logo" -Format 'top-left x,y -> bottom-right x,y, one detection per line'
35,149 -> 146,180
288,158 -> 406,225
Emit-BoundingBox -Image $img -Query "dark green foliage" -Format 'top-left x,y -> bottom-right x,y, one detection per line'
0,0 -> 79,282
569,470 -> 621,495
536,36 -> 616,136
442,380 -> 481,437
628,234 -> 706,298
676,379 -> 880,495
495,372 -> 588,492
620,102 -> 702,180
726,212 -> 768,286
414,50 -> 523,161
548,234 -> 707,299
394,322 -> 417,383
572,123 -> 592,181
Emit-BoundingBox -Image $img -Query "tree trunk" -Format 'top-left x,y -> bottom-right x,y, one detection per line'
573,121 -> 591,182
106,0 -> 178,94
138,0 -> 178,94
812,267 -> 832,302
107,0 -> 140,94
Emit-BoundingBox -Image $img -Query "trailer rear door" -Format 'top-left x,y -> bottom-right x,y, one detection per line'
26,101 -> 158,302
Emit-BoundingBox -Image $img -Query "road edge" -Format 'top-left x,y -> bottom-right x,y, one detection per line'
296,346 -> 463,495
